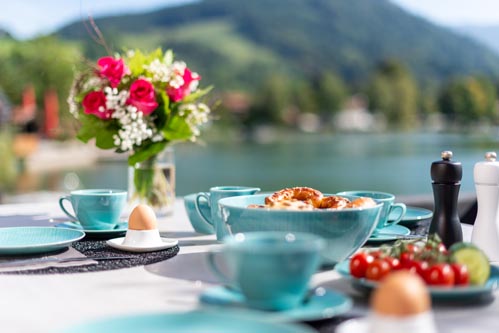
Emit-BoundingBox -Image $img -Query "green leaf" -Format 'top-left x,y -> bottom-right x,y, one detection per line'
163,115 -> 193,141
76,114 -> 98,143
146,48 -> 164,63
154,90 -> 171,130
128,141 -> 168,166
76,114 -> 116,149
182,86 -> 213,104
95,128 -> 116,149
127,49 -> 147,77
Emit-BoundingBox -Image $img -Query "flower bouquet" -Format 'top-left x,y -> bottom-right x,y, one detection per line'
68,49 -> 212,214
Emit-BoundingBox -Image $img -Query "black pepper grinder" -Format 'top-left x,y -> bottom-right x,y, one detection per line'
429,150 -> 463,248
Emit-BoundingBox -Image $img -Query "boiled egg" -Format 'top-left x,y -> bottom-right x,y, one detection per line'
128,204 -> 157,230
368,271 -> 437,333
371,270 -> 430,316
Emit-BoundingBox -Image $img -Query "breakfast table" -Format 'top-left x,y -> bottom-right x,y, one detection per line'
0,198 -> 498,333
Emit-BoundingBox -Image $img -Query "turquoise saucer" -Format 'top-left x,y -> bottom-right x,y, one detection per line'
0,227 -> 85,255
368,224 -> 411,242
200,286 -> 352,322
389,206 -> 433,227
55,221 -> 128,239
61,310 -> 315,333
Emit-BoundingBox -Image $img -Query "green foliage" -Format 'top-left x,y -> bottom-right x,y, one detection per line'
0,127 -> 17,191
366,60 -> 419,129
0,36 -> 82,135
315,72 -> 348,116
292,81 -> 318,114
438,76 -> 498,124
128,141 -> 168,166
252,74 -> 292,124
76,113 -> 117,149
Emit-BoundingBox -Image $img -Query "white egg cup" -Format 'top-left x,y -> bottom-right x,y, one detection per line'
123,229 -> 163,246
106,228 -> 178,253
368,312 -> 437,333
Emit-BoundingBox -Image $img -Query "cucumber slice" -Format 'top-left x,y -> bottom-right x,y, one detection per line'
450,242 -> 490,285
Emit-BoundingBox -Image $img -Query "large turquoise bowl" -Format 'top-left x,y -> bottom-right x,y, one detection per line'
218,194 -> 382,264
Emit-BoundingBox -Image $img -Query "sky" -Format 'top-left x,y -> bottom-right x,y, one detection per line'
2,0 -> 499,40
392,0 -> 499,26
0,0 -> 191,39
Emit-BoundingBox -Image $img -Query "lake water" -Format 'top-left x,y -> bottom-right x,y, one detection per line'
70,131 -> 498,198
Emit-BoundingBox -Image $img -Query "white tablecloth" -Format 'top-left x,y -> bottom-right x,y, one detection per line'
0,200 -> 496,333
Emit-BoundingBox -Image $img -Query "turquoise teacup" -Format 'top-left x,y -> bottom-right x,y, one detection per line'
195,186 -> 260,240
208,232 -> 325,311
59,189 -> 127,230
337,190 -> 406,232
184,193 -> 214,234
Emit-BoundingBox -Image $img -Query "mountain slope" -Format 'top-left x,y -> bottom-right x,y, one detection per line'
57,0 -> 499,90
454,25 -> 499,55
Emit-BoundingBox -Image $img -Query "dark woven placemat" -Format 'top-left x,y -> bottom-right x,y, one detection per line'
2,240 -> 179,275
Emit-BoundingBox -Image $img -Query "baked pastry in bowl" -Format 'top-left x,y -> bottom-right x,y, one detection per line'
218,188 -> 382,264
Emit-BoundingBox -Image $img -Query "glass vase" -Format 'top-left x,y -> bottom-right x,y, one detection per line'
128,147 -> 176,216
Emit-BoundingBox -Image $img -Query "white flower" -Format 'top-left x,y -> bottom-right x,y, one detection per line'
178,102 -> 211,141
143,59 -> 172,83
83,77 -> 105,91
169,61 -> 187,89
107,87 -> 161,151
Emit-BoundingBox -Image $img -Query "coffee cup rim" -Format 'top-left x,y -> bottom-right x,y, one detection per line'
70,189 -> 127,196
209,186 -> 261,192
336,190 -> 395,200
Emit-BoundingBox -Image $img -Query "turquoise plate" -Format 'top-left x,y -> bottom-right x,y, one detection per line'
389,206 -> 433,227
60,310 -> 316,333
335,260 -> 499,301
0,227 -> 85,255
368,224 -> 411,242
200,286 -> 352,322
55,221 -> 128,239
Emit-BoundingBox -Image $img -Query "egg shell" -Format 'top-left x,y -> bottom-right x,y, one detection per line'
128,204 -> 157,230
371,271 -> 431,317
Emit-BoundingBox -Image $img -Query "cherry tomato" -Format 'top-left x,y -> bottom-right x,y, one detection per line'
425,263 -> 455,286
365,258 -> 391,281
399,252 -> 415,270
405,243 -> 421,254
350,252 -> 374,278
425,242 -> 447,254
437,243 -> 447,254
408,260 -> 429,278
384,256 -> 401,270
369,250 -> 383,259
451,263 -> 470,286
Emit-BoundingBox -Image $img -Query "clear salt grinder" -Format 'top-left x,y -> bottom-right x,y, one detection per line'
471,152 -> 499,261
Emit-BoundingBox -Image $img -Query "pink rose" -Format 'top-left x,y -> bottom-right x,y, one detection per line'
97,56 -> 128,88
126,79 -> 158,115
167,67 -> 201,102
82,91 -> 112,119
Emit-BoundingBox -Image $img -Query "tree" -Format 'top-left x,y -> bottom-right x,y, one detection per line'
315,71 -> 348,117
438,76 -> 497,124
0,36 -> 82,135
248,73 -> 291,125
366,60 -> 419,129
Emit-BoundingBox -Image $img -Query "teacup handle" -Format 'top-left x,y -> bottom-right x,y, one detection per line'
207,251 -> 233,286
58,196 -> 78,221
195,192 -> 215,228
385,203 -> 407,227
